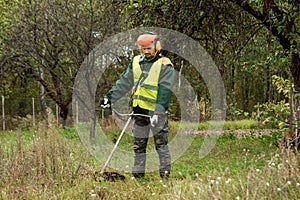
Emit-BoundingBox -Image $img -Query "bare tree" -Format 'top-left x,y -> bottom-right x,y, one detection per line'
1,0 -> 122,125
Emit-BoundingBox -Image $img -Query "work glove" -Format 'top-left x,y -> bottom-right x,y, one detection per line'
150,114 -> 158,127
100,98 -> 111,108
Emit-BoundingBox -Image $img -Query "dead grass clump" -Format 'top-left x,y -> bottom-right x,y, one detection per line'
0,120 -> 96,199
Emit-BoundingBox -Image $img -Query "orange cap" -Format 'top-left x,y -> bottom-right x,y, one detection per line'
137,34 -> 158,46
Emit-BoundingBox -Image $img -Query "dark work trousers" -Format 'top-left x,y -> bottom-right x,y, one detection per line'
132,113 -> 171,178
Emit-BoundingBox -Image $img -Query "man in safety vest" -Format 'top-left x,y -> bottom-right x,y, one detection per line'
100,32 -> 175,179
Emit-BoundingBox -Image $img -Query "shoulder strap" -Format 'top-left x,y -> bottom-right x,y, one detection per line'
161,57 -> 173,67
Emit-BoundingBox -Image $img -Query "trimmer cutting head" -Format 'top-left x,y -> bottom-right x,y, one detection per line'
94,171 -> 126,182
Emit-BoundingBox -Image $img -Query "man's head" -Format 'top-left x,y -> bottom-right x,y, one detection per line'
137,32 -> 161,59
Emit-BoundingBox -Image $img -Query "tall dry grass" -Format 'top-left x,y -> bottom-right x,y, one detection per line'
0,110 -> 96,199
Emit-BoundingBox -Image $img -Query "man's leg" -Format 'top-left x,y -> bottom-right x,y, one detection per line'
152,114 -> 171,178
132,116 -> 150,178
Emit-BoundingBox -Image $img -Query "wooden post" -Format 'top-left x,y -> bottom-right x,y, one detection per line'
2,96 -> 5,131
32,97 -> 35,127
56,104 -> 59,127
295,94 -> 300,149
287,84 -> 294,148
289,85 -> 293,135
76,101 -> 78,124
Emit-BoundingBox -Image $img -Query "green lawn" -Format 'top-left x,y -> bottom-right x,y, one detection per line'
0,121 -> 299,199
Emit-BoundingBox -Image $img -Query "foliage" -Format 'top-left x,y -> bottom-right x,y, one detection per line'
229,0 -> 300,90
254,100 -> 290,128
0,0 -> 300,124
0,0 -> 22,95
118,0 -> 300,118
0,1 -> 19,45
272,74 -> 295,97
0,0 -> 123,123
253,75 -> 295,129
227,106 -> 250,120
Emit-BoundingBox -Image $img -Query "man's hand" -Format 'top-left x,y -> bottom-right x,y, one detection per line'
100,98 -> 111,108
150,114 -> 158,127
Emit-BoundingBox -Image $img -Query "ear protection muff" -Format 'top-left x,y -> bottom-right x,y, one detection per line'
155,40 -> 161,51
137,32 -> 161,51
145,32 -> 161,51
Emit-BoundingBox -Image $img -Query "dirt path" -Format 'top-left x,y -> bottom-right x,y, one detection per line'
185,129 -> 278,137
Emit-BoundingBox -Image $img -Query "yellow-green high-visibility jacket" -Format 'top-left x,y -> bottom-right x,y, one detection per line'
105,54 -> 174,113
132,55 -> 163,111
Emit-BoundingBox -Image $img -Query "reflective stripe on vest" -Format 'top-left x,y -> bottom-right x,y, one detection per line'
132,55 -> 162,111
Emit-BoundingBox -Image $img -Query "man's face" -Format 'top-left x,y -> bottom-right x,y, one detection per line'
141,44 -> 156,59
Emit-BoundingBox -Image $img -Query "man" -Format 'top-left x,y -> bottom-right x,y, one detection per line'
100,32 -> 175,178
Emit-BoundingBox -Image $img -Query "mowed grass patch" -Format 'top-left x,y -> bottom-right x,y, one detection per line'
171,131 -> 279,176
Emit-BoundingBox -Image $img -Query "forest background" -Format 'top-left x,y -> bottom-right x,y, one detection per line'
0,0 -> 299,129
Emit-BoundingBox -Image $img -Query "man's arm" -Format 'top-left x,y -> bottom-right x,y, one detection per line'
105,61 -> 134,103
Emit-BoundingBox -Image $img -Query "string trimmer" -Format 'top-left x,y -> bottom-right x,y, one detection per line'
97,109 -> 150,182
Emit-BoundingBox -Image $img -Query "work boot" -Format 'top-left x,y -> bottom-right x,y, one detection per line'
159,165 -> 171,179
159,170 -> 170,179
132,166 -> 145,179
132,172 -> 145,179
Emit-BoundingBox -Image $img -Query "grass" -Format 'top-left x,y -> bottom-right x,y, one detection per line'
0,119 -> 300,199
169,119 -> 262,131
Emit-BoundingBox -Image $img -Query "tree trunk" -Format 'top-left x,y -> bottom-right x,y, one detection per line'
243,75 -> 249,113
39,67 -> 47,114
291,53 -> 300,91
59,105 -> 69,126
231,64 -> 235,120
